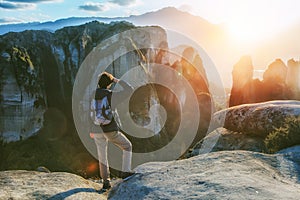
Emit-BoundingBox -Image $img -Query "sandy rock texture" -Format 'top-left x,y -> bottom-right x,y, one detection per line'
0,170 -> 106,200
109,150 -> 300,200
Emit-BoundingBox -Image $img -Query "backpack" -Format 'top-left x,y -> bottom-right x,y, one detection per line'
90,95 -> 113,125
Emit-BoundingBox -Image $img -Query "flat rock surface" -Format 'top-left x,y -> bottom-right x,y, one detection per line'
109,150 -> 300,200
0,170 -> 106,200
2,150 -> 300,200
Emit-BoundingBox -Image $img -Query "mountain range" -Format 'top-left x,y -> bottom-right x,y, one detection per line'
1,7 -> 299,87
0,7 -> 216,36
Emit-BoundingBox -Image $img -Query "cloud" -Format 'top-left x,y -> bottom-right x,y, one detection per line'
0,1 -> 35,10
79,2 -> 111,12
78,0 -> 138,12
109,0 -> 136,6
5,0 -> 62,2
0,17 -> 22,24
0,0 -> 62,10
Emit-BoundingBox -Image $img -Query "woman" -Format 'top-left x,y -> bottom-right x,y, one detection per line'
90,72 -> 134,190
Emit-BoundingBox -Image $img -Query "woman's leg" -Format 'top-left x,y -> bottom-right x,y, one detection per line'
93,134 -> 110,181
104,131 -> 132,172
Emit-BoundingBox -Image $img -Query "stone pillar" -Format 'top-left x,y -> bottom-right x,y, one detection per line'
229,56 -> 253,107
286,59 -> 300,99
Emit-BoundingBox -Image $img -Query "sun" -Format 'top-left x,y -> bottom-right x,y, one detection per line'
227,20 -> 266,43
226,17 -> 268,45
228,24 -> 259,43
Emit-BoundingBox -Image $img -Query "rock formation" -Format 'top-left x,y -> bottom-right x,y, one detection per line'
263,59 -> 287,82
168,46 -> 211,147
287,59 -> 300,99
262,59 -> 291,100
0,46 -> 46,142
0,21 -> 137,142
229,56 -> 296,107
229,56 -> 257,106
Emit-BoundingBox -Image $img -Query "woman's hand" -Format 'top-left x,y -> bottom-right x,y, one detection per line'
90,133 -> 95,139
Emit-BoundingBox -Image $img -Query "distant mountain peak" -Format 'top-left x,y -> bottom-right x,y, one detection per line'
156,6 -> 182,13
138,6 -> 191,17
0,6 -> 212,36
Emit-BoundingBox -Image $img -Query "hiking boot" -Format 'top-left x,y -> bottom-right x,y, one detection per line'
121,171 -> 135,179
102,180 -> 111,190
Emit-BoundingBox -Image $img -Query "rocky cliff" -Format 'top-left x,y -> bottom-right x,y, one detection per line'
0,21 -> 137,142
1,20 -> 211,148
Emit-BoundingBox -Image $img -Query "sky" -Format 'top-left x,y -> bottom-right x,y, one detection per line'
1,0 -> 300,44
1,0 -> 300,33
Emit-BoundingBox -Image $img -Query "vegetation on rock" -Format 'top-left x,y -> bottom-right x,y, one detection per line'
10,46 -> 42,99
264,116 -> 300,153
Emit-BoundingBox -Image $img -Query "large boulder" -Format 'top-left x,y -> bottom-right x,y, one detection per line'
109,150 -> 300,200
213,100 -> 300,138
0,170 -> 105,200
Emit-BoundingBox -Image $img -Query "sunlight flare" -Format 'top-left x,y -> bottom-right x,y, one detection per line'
226,18 -> 267,44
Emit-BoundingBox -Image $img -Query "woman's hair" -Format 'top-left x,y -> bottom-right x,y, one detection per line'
98,72 -> 114,88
